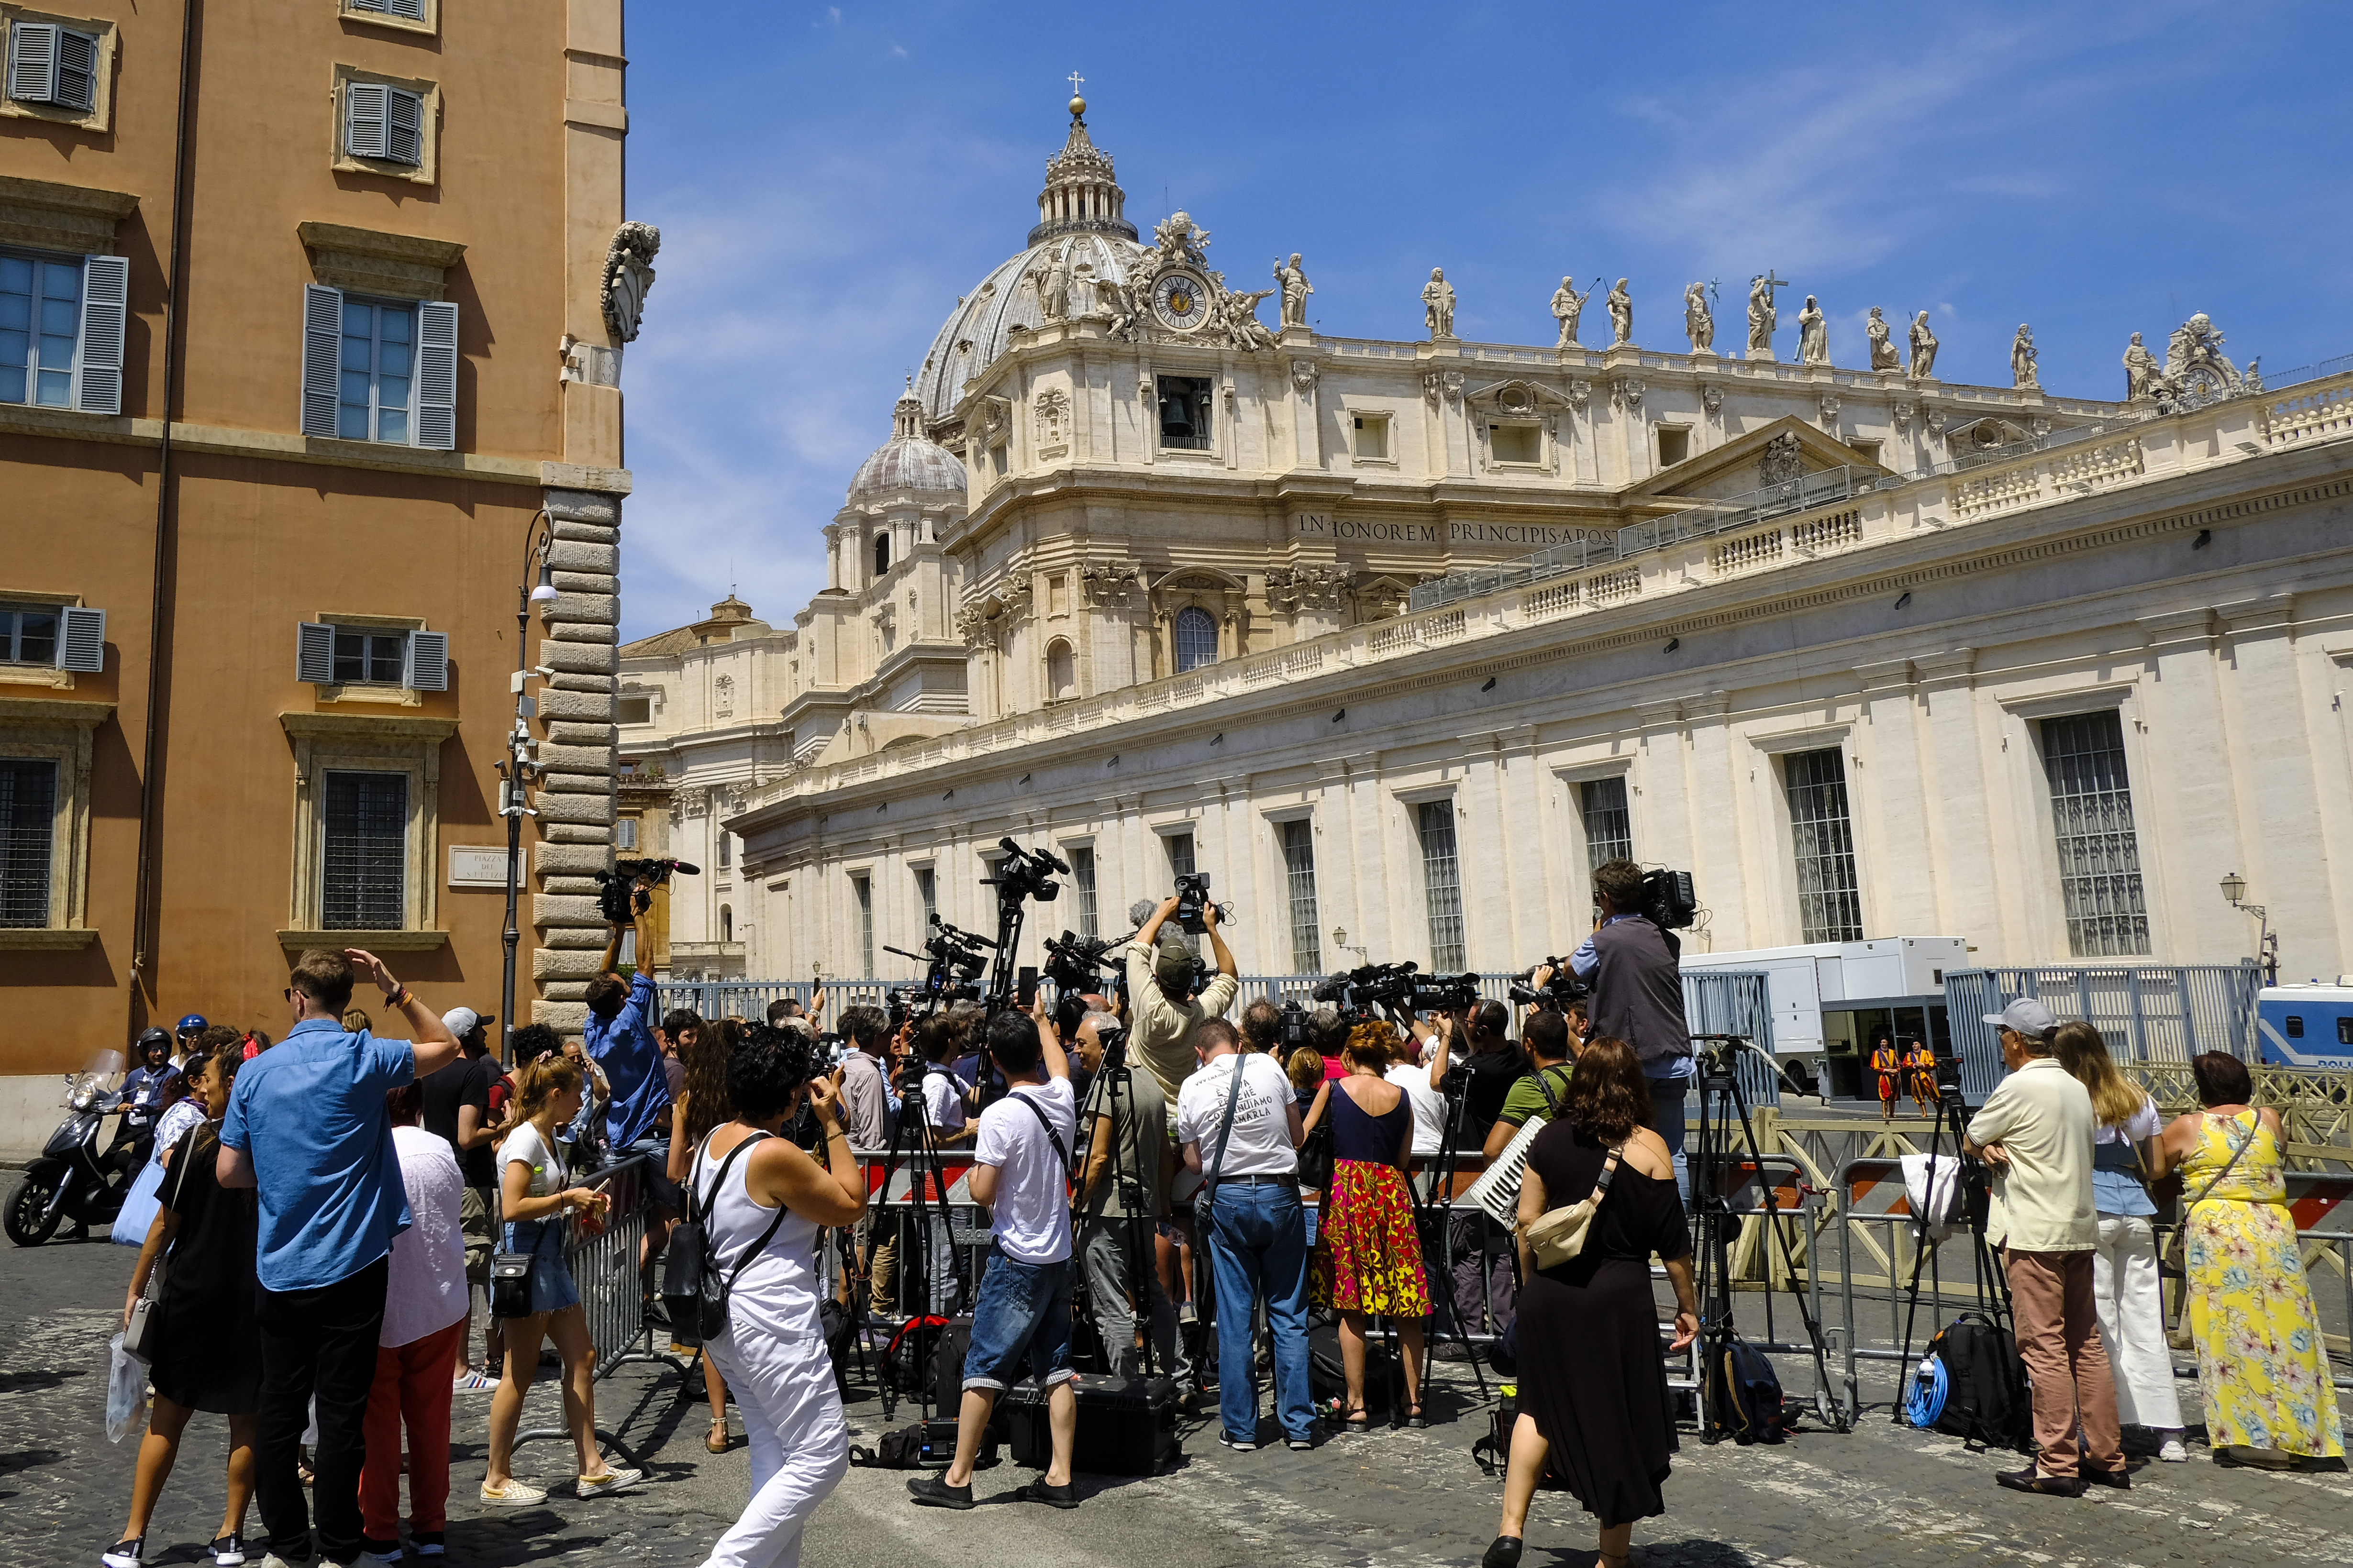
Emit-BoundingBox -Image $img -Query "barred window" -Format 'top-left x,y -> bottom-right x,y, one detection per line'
1069,847 -> 1097,938
1281,818 -> 1321,974
1165,831 -> 1200,955
0,758 -> 56,927
852,873 -> 874,978
1785,749 -> 1863,942
1416,800 -> 1466,971
2042,711 -> 2151,957
321,770 -> 406,929
1174,607 -> 1217,674
916,865 -> 937,931
1580,776 -> 1632,870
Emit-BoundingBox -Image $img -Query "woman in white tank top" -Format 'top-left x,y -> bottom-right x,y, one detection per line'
689,1025 -> 866,1568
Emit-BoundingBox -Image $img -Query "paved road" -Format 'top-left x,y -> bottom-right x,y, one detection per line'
5,1232 -> 2348,1567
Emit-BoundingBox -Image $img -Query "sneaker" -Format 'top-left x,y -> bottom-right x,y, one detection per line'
1013,1478 -> 1080,1509
1429,1341 -> 1472,1362
410,1533 -> 444,1558
906,1474 -> 975,1510
101,1538 -> 144,1568
1217,1430 -> 1256,1452
207,1535 -> 247,1568
1285,1434 -> 1315,1452
253,1556 -> 312,1568
576,1467 -> 643,1498
453,1369 -> 497,1393
478,1477 -> 548,1507
1177,1302 -> 1198,1326
2157,1437 -> 2190,1463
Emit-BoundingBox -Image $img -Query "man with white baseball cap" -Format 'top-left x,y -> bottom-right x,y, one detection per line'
1963,996 -> 2122,1497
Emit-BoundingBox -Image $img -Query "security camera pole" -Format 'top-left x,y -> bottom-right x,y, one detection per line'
498,513 -> 560,1065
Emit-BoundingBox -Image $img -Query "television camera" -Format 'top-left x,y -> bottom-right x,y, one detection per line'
881,915 -> 991,1010
1636,867 -> 1697,930
1507,956 -> 1588,1010
591,856 -> 699,925
1311,960 -> 1481,1022
982,837 -> 1068,907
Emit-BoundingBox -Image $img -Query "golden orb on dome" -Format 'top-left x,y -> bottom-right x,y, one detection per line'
1068,94 -> 1086,119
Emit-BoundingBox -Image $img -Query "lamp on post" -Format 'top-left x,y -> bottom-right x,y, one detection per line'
2218,871 -> 2279,986
498,513 -> 558,1064
1331,925 -> 1368,965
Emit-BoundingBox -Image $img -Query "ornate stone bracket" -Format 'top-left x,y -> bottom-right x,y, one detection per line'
599,221 -> 661,342
1265,564 -> 1355,614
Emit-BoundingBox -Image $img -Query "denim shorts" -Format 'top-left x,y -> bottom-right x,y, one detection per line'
506,1218 -> 580,1315
960,1247 -> 1074,1393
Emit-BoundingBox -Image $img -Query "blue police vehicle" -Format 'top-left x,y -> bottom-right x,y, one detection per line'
2255,983 -> 2353,1066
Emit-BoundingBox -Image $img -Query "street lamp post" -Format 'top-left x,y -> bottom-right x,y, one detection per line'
2218,871 -> 2280,986
498,515 -> 559,1064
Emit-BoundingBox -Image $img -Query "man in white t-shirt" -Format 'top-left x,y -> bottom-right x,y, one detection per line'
1176,1017 -> 1311,1452
909,1008 -> 1080,1513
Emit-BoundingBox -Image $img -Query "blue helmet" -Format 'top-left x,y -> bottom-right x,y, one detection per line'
176,1014 -> 207,1035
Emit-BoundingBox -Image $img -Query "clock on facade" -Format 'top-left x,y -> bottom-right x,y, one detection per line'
1151,271 -> 1212,332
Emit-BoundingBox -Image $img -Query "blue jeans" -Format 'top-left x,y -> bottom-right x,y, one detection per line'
1203,1182 -> 1314,1443
1649,1076 -> 1691,1202
961,1248 -> 1075,1392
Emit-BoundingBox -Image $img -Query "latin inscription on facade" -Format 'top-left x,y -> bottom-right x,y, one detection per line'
1292,512 -> 1610,547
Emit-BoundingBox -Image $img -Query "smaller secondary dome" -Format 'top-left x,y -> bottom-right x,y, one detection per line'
846,381 -> 966,504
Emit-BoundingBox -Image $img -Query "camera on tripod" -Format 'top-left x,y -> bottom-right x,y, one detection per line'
882,916 -> 990,1007
984,838 -> 1067,906
592,856 -> 699,924
1507,957 -> 1588,1010
1279,999 -> 1311,1051
1638,868 -> 1697,930
1042,929 -> 1121,996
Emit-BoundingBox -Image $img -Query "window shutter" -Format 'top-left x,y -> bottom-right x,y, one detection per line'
344,81 -> 388,159
55,607 -> 105,673
297,622 -> 336,684
54,27 -> 96,111
385,87 -> 422,166
74,254 -> 128,415
404,629 -> 448,691
8,22 -> 57,102
389,0 -> 427,17
300,285 -> 342,437
414,300 -> 457,450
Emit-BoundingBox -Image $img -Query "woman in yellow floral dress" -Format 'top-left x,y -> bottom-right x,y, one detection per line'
2153,1052 -> 2344,1468
1303,1021 -> 1431,1429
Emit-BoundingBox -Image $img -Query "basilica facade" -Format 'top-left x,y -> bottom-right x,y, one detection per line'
617,97 -> 2353,996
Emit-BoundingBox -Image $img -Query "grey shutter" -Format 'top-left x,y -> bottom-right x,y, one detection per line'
385,87 -> 422,166
344,81 -> 388,159
388,0 -> 427,17
75,254 -> 128,415
414,300 -> 457,450
8,22 -> 55,101
297,622 -> 336,684
55,607 -> 105,673
300,285 -> 341,437
403,629 -> 447,691
54,27 -> 96,111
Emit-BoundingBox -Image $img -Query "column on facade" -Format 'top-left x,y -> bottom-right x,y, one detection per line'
1911,649 -> 2007,956
1634,699 -> 1692,910
1850,660 -> 1940,937
529,485 -> 626,1033
1678,692 -> 1748,951
2131,609 -> 2239,963
2214,595 -> 2341,973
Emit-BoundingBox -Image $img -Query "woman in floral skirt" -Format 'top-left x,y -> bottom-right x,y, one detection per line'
1303,1020 -> 1431,1429
2152,1051 -> 2344,1469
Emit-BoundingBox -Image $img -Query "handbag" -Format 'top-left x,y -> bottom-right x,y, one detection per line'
124,1132 -> 203,1362
661,1130 -> 789,1347
490,1247 -> 536,1319
1522,1141 -> 1623,1270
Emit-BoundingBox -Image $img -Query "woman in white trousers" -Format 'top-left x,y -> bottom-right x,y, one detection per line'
2055,1023 -> 2187,1461
692,1025 -> 866,1568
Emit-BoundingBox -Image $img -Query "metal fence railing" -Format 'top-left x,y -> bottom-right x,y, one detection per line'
1942,964 -> 2264,1099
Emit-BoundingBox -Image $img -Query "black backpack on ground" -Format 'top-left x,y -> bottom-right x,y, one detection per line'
1706,1330 -> 1788,1445
1923,1313 -> 2031,1451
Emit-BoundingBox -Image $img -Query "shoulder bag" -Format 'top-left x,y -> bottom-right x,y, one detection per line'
661,1130 -> 789,1347
1196,1057 -> 1250,1219
490,1129 -> 564,1319
1010,1090 -> 1072,1174
123,1134 -> 201,1362
1522,1140 -> 1625,1270
2159,1111 -> 2260,1297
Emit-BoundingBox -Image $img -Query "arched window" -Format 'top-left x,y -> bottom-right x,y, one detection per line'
1045,638 -> 1076,701
720,904 -> 733,943
872,531 -> 891,576
1174,606 -> 1218,673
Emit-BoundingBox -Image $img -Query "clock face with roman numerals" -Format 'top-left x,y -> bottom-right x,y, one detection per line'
1152,271 -> 1212,332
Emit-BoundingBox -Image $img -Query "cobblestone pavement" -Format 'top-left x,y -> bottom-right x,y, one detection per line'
7,1234 -> 2348,1567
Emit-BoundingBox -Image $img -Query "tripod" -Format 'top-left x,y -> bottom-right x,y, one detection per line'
1074,1033 -> 1168,1382
1412,1056 -> 1494,1406
865,1045 -> 962,1426
1892,1058 -> 2011,1424
1687,1034 -> 1845,1441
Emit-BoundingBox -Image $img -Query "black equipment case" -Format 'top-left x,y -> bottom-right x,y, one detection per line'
998,1373 -> 1182,1475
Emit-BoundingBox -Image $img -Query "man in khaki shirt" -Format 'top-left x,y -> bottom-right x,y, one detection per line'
1124,895 -> 1240,1106
1964,998 -> 2124,1495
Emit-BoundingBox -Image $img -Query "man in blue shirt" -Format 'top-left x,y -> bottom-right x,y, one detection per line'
218,947 -> 458,1568
1570,858 -> 1695,1199
583,884 -> 676,1309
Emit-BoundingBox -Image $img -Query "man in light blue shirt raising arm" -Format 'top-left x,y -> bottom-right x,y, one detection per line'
219,946 -> 458,1568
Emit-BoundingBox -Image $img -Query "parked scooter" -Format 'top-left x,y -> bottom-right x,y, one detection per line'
5,1051 -> 144,1246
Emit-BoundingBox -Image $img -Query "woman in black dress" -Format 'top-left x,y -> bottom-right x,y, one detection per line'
1484,1037 -> 1698,1568
107,1044 -> 263,1568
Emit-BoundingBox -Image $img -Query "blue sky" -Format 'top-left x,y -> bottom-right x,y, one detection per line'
615,1 -> 2353,642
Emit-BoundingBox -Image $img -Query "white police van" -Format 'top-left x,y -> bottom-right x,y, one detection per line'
2255,982 -> 2353,1066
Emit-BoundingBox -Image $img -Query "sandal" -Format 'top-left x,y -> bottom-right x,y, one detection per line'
707,1419 -> 729,1454
1341,1405 -> 1370,1432
1405,1403 -> 1428,1430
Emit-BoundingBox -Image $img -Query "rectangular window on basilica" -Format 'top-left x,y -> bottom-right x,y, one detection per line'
1069,846 -> 1097,938
1352,413 -> 1389,462
2042,710 -> 2151,958
1489,422 -> 1541,464
852,873 -> 874,978
1048,573 -> 1068,615
1785,748 -> 1863,943
617,696 -> 652,725
1657,427 -> 1690,468
1158,375 -> 1212,450
1416,800 -> 1466,972
1281,818 -> 1321,975
1580,777 -> 1632,871
1164,830 -> 1200,955
1850,438 -> 1882,469
916,865 -> 937,930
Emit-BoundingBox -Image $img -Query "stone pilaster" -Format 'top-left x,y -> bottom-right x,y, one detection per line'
531,483 -> 626,1034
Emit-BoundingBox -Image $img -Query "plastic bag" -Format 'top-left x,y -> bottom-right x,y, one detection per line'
105,1332 -> 148,1444
1901,1153 -> 1963,1242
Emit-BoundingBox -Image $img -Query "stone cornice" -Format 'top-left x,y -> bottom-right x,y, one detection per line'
278,712 -> 461,741
298,221 -> 468,302
0,174 -> 140,254
0,697 -> 114,730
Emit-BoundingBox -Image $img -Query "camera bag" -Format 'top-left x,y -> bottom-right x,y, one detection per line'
1921,1313 -> 2030,1451
1000,1374 -> 1181,1475
489,1250 -> 535,1319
